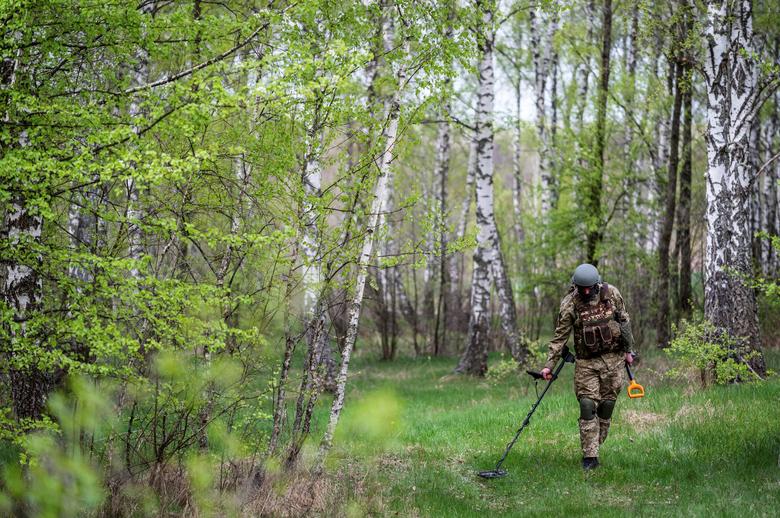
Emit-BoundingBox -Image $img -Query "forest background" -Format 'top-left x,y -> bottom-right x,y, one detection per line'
1,0 -> 779,515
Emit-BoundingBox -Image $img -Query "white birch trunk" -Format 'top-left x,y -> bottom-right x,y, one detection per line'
449,131 -> 478,303
456,0 -> 526,375
424,100 -> 452,352
318,94 -> 401,462
701,0 -> 766,375
318,15 -> 408,462
530,6 -> 557,216
68,181 -> 101,285
576,0 -> 595,126
4,159 -> 47,419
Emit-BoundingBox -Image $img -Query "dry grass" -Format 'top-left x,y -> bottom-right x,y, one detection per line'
242,461 -> 386,517
673,400 -> 716,421
620,409 -> 669,433
244,470 -> 333,517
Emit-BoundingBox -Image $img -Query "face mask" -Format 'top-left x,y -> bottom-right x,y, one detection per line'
577,283 -> 600,301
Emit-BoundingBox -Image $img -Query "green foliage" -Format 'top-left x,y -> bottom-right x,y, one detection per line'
486,341 -> 546,384
665,320 -> 769,386
485,356 -> 521,384
0,377 -> 108,517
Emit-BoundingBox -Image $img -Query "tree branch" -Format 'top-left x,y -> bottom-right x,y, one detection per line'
123,17 -> 275,94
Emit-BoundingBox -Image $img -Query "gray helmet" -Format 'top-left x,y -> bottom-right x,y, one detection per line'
572,263 -> 600,287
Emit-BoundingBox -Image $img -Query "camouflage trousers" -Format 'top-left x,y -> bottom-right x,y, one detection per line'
574,352 -> 625,458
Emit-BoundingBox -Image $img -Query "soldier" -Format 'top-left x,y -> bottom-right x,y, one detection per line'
540,263 -> 635,471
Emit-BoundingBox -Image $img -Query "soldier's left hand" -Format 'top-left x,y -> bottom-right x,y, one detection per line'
625,352 -> 634,365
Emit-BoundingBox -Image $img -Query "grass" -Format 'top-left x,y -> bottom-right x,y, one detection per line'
311,349 -> 780,517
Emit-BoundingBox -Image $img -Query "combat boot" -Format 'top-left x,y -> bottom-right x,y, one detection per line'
582,457 -> 599,471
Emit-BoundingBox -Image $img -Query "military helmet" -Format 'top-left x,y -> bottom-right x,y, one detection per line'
572,263 -> 600,287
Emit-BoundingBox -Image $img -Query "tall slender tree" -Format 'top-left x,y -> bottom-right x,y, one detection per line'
701,0 -> 771,376
657,59 -> 683,347
676,56 -> 694,318
585,0 -> 613,265
456,0 -> 528,376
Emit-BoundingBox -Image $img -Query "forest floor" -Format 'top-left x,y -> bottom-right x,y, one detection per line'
299,346 -> 780,517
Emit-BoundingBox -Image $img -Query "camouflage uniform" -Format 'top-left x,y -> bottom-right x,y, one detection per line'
544,283 -> 633,459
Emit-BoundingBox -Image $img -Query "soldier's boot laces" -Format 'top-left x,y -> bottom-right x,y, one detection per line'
582,457 -> 600,471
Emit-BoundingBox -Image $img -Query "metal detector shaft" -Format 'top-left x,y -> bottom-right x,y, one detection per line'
490,348 -> 575,473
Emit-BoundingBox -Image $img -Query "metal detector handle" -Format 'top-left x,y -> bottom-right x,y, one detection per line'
527,346 -> 575,381
625,362 -> 645,399
526,370 -> 544,380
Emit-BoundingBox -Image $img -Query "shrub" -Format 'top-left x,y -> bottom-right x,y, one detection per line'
665,320 -> 768,386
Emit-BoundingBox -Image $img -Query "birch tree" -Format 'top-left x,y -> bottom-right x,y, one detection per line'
318,16 -> 409,464
422,1 -> 455,355
530,6 -> 558,216
456,0 -> 528,376
701,0 -> 772,376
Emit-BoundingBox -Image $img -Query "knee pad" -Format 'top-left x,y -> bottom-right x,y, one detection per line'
597,399 -> 616,419
579,398 -> 597,420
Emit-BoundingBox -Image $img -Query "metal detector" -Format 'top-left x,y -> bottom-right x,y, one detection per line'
478,346 -> 576,479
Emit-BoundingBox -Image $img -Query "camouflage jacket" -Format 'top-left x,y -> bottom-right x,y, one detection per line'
544,283 -> 633,370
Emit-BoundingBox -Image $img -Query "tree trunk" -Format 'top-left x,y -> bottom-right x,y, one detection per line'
431,98 -> 451,355
4,193 -> 48,420
126,3 -> 154,281
657,61 -> 683,347
585,0 -> 612,265
317,10 -> 408,463
1,40 -> 50,420
701,0 -> 767,377
512,76 -> 525,246
676,66 -> 693,318
448,130 -> 477,331
530,6 -> 556,216
268,240 -> 301,456
763,91 -> 779,276
456,0 -> 527,375
575,0 -> 595,127
749,120 -> 762,268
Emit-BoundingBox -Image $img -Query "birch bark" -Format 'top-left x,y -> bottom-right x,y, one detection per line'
317,8 -> 408,464
428,101 -> 451,355
575,0 -> 595,127
512,77 -> 524,245
763,92 -> 779,275
456,0 -> 527,375
126,6 -> 153,281
701,0 -> 767,376
448,130 -> 477,331
530,7 -> 558,216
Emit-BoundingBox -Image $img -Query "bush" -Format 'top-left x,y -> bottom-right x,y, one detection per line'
665,320 -> 768,386
486,340 -> 548,384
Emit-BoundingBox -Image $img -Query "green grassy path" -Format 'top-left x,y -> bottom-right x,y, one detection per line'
323,353 -> 780,517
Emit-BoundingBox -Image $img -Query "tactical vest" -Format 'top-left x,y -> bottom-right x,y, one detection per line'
572,283 -> 622,360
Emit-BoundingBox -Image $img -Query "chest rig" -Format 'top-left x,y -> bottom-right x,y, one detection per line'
572,283 -> 621,359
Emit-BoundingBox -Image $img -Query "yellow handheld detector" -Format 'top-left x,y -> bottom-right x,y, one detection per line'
625,360 -> 645,399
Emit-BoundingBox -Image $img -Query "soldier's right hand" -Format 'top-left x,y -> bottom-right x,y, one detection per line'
540,367 -> 552,381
